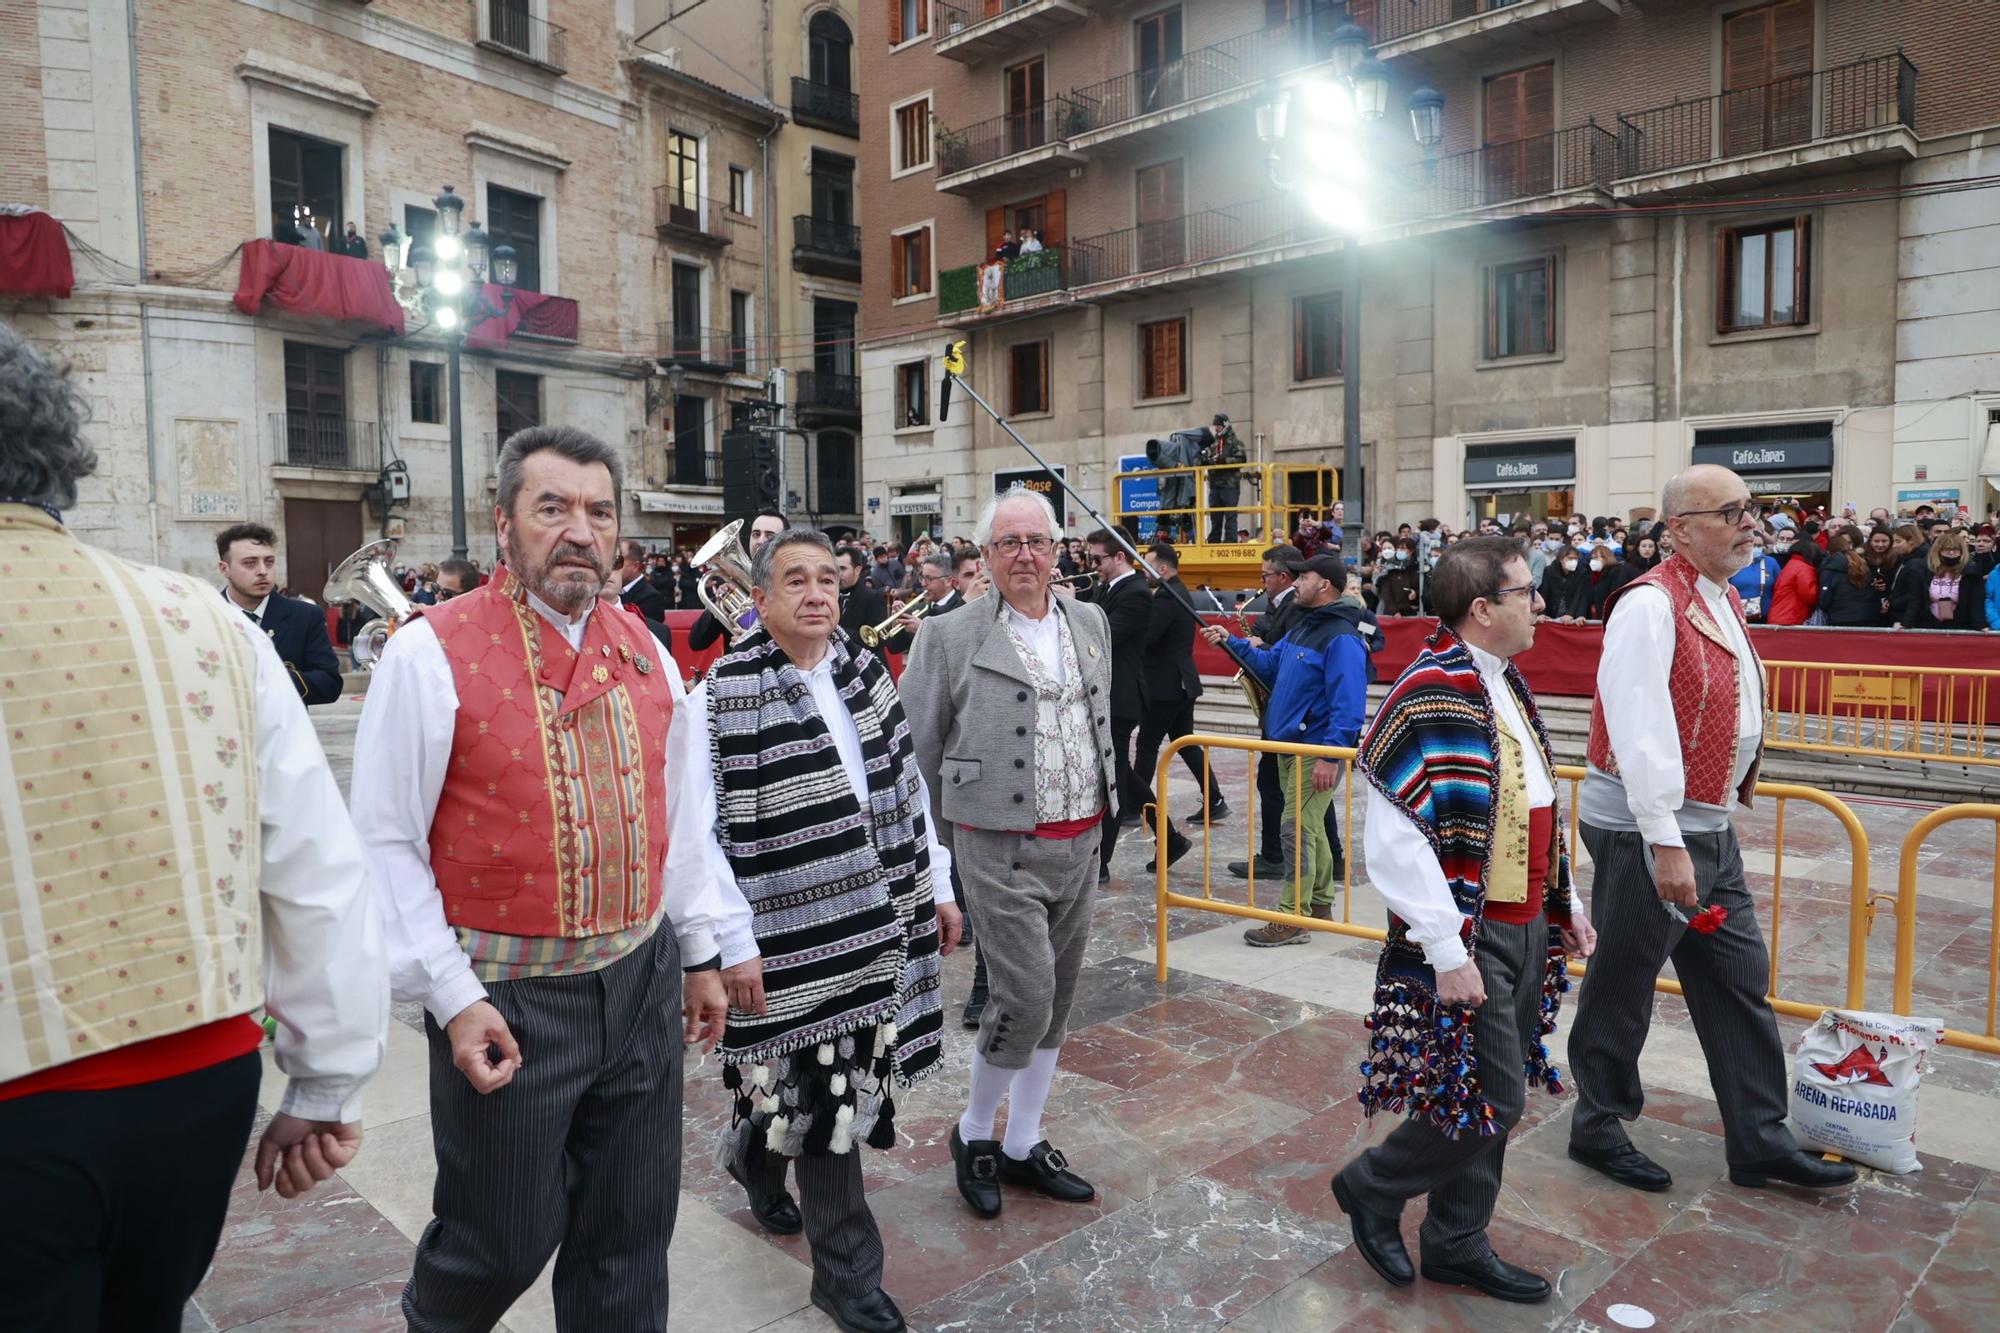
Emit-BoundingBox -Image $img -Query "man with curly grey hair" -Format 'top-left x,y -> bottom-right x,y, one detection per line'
0,321 -> 389,1329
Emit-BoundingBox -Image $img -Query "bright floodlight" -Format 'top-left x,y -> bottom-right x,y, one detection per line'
434,234 -> 463,262
1304,182 -> 1367,234
435,304 -> 460,329
1301,79 -> 1355,125
1304,132 -> 1369,182
433,268 -> 465,297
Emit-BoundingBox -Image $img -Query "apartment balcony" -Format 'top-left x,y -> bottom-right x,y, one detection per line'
269,414 -> 381,474
936,250 -> 1067,323
794,370 -> 860,424
655,324 -> 756,375
1380,121 -> 1618,226
1612,53 -> 1918,198
933,0 -> 1089,65
654,189 -> 737,249
1067,194 -> 1332,298
792,215 -> 862,282
791,76 -> 859,137
1364,0 -> 1620,65
1066,17 -> 1333,155
475,0 -> 567,74
935,99 -> 1089,194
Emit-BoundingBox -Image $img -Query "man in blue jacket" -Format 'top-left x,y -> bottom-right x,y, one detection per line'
1203,551 -> 1368,947
217,522 -> 344,705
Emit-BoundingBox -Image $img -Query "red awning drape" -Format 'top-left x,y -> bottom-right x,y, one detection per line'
464,285 -> 579,348
232,238 -> 406,334
0,210 -> 74,299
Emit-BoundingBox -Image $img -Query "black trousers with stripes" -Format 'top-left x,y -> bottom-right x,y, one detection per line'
404,925 -> 684,1333
750,1146 -> 884,1297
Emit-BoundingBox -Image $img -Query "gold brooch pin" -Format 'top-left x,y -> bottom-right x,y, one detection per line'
636,656 -> 654,674
592,665 -> 609,683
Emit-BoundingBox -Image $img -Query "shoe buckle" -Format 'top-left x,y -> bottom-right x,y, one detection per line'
1042,1148 -> 1070,1173
971,1155 -> 999,1183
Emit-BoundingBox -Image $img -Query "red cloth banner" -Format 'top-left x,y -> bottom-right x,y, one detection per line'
464,286 -> 580,349
0,210 -> 74,298
233,239 -> 405,334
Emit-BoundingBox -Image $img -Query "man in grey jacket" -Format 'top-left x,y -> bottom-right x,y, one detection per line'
901,485 -> 1118,1221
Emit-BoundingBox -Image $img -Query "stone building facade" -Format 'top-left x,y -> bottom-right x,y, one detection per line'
856,0 -> 2000,555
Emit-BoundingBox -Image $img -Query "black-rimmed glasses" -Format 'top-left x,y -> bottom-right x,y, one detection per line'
1674,501 -> 1763,525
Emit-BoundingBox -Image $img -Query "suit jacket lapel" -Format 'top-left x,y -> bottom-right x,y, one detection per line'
971,595 -> 1035,686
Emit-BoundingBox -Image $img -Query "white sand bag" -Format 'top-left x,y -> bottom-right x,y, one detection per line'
1787,1009 -> 1943,1174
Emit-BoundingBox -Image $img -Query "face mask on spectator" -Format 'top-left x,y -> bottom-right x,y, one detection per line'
1562,558 -> 1579,573
1589,557 -> 1604,572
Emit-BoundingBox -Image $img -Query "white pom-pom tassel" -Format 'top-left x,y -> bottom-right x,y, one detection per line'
828,1104 -> 855,1155
816,1042 -> 835,1066
765,1114 -> 790,1153
750,1065 -> 770,1090
761,1095 -> 782,1116
830,1072 -> 848,1097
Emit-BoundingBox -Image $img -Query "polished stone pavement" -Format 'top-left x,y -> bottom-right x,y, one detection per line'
181,697 -> 2000,1332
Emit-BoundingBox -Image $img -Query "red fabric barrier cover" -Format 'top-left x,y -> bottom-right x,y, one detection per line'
0,211 -> 73,298
464,286 -> 579,348
233,239 -> 405,334
1192,615 -> 2000,725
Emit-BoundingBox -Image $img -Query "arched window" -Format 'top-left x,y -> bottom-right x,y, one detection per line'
808,12 -> 852,92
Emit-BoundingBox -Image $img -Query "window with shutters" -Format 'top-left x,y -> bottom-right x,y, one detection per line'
1717,216 -> 1810,333
409,361 -> 443,425
891,225 -> 932,300
984,190 -> 1067,257
1138,317 -> 1188,400
895,360 -> 929,429
1483,255 -> 1557,359
283,341 -> 347,466
889,0 -> 927,46
893,95 -> 932,175
1135,9 -> 1185,115
1293,293 -> 1342,381
1481,62 -> 1555,200
1135,160 -> 1185,270
1721,0 -> 1814,158
495,370 -> 541,443
1009,340 -> 1049,415
487,185 -> 542,293
1005,59 -> 1047,155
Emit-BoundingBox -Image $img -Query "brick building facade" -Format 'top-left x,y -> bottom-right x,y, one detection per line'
857,0 -> 2000,554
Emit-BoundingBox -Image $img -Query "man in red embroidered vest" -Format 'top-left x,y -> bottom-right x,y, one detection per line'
1568,464 -> 1856,1194
0,323 -> 388,1331
352,426 -> 738,1331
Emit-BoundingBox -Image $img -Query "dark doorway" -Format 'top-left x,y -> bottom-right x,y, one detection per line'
283,497 -> 364,603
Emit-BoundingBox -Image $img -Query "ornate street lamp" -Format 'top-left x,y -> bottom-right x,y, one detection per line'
1255,10 -> 1444,553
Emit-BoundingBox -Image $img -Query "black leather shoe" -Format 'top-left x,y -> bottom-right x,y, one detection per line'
1145,830 -> 1193,874
1330,1173 -> 1412,1287
1729,1151 -> 1859,1190
724,1157 -> 803,1235
961,992 -> 987,1029
1420,1252 -> 1552,1304
1228,857 -> 1287,879
998,1140 -> 1095,1202
1568,1141 -> 1673,1193
810,1281 -> 907,1333
1184,799 -> 1231,824
950,1126 -> 1003,1218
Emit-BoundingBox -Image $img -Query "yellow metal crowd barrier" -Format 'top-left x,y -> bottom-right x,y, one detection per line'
1762,659 -> 2000,769
1151,734 -> 1875,1027
1894,804 -> 2000,1055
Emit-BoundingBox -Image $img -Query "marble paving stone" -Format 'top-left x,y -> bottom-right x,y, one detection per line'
1892,1188 -> 2000,1331
1061,955 -> 1218,1032
227,1271 -> 411,1332
193,1176 -> 413,1329
1100,987 -> 1326,1063
1490,1107 -> 1725,1260
1179,1013 -> 1374,1117
328,1114 -> 436,1245
1219,1215 -> 1621,1332
913,1176 -> 1346,1333
1056,1019 -> 1213,1091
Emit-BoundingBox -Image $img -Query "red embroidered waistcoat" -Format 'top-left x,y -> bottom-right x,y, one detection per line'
424,570 -> 673,938
1586,554 -> 1762,808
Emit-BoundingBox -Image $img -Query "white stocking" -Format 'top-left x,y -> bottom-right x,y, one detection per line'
1001,1046 -> 1062,1160
958,1048 -> 1016,1144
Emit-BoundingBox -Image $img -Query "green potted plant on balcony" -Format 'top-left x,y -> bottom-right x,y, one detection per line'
934,117 -> 970,174
1062,99 -> 1092,138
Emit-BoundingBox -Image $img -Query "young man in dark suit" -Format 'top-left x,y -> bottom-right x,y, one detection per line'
615,539 -> 674,652
836,545 -> 887,643
1084,527 -> 1154,882
216,522 -> 343,705
1132,544 -> 1214,869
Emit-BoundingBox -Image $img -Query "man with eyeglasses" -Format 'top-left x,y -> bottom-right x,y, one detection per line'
1568,464 -> 1857,1197
1083,526 -> 1157,883
901,485 -> 1116,1222
434,557 -> 478,602
1328,535 -> 1593,1304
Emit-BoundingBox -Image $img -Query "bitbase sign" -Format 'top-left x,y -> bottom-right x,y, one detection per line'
994,465 -> 1066,528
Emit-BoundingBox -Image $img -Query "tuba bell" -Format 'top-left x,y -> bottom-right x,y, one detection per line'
692,519 -> 759,643
324,538 -> 415,670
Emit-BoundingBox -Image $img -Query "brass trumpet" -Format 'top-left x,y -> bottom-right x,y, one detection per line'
1051,572 -> 1097,592
859,594 -> 935,648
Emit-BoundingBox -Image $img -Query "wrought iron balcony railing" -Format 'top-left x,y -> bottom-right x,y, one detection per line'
1384,121 -> 1618,219
477,0 -> 567,71
1067,194 -> 1318,290
935,95 -> 1087,176
793,215 -> 862,260
1066,16 -> 1330,138
656,324 -> 755,372
1615,52 -> 1917,179
795,370 -> 860,414
936,249 -> 1064,315
653,189 -> 736,245
668,447 -> 724,489
271,414 -> 381,473
791,76 -> 860,136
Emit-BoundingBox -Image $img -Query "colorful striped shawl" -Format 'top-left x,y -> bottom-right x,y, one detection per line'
1355,626 -> 1573,1139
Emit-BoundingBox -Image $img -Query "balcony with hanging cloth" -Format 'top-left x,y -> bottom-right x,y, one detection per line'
1612,52 -> 1918,199
463,284 -> 578,348
233,238 -> 405,334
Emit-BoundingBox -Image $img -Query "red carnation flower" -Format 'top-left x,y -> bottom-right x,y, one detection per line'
1688,904 -> 1728,935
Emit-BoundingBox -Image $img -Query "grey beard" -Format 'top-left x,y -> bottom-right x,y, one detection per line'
507,535 -> 601,614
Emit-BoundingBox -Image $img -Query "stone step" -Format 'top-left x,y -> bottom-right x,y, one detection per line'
1190,679 -> 2000,803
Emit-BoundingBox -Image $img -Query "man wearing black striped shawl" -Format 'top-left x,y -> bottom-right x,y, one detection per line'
673,527 -> 962,1333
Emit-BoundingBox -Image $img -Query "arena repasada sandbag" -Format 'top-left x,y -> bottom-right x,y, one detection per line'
1787,1009 -> 1944,1174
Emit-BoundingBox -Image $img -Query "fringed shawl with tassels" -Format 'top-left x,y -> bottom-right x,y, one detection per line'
1355,625 -> 1574,1140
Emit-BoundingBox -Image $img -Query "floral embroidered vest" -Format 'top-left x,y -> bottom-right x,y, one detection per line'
423,569 -> 672,938
0,509 -> 261,1081
1586,554 -> 1762,808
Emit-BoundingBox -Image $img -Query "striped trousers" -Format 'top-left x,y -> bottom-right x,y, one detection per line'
1566,824 -> 1794,1166
747,1146 -> 884,1297
404,925 -> 685,1333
